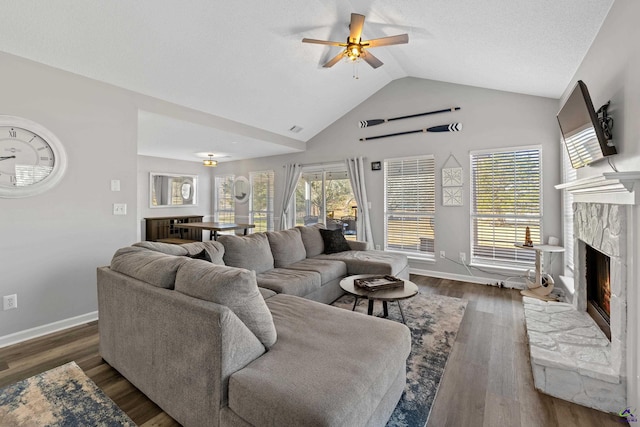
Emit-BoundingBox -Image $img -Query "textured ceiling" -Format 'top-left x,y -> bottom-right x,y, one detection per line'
0,0 -> 613,162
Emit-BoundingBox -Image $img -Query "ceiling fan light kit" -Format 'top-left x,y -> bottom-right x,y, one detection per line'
302,13 -> 408,72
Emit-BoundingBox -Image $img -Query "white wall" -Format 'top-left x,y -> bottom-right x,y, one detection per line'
559,0 -> 640,412
213,77 -> 561,282
0,53 -> 138,339
137,155 -> 213,241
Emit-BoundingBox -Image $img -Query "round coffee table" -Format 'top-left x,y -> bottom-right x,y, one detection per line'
339,274 -> 419,323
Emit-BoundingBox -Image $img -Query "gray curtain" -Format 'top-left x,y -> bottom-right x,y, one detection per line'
345,157 -> 374,249
280,163 -> 302,230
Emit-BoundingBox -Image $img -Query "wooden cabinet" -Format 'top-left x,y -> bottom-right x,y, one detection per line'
145,215 -> 204,243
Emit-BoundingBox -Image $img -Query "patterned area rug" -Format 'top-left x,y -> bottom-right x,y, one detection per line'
332,292 -> 467,427
0,361 -> 135,426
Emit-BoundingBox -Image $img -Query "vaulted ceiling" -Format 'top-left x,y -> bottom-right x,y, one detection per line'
0,1 -> 613,162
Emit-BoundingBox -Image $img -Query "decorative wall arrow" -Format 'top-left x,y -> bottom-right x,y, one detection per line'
359,123 -> 463,141
358,107 -> 460,128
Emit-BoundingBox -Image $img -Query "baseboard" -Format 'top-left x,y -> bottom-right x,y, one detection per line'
409,268 -> 526,289
0,311 -> 99,349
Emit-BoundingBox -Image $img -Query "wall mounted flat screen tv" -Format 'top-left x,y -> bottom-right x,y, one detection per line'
557,80 -> 616,169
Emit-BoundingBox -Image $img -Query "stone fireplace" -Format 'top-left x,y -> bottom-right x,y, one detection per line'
521,172 -> 640,413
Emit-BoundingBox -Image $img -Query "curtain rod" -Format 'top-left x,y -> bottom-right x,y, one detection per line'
282,158 -> 366,168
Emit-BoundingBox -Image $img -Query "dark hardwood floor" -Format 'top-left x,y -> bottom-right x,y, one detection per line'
0,276 -> 625,426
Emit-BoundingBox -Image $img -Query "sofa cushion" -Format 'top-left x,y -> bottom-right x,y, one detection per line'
181,241 -> 225,265
266,228 -> 306,267
174,260 -> 277,349
314,250 -> 409,277
319,228 -> 351,254
284,258 -> 347,283
132,241 -> 189,256
111,246 -> 190,289
218,233 -> 274,274
259,288 -> 277,300
256,269 -> 321,297
296,224 -> 325,257
228,294 -> 411,427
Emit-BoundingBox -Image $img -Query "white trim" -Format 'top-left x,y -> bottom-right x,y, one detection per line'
555,171 -> 640,205
410,268 -> 526,289
0,311 -> 98,349
469,143 -> 543,156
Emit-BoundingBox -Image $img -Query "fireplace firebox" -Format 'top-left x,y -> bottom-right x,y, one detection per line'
585,244 -> 611,340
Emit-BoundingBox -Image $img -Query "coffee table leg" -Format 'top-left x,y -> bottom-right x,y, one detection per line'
398,302 -> 406,324
352,297 -> 359,311
383,301 -> 389,317
368,299 -> 374,315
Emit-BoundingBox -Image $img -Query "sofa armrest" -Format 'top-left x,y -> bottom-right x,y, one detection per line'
97,266 -> 264,427
347,240 -> 369,251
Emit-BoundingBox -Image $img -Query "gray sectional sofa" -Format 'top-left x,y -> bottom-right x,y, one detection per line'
97,225 -> 412,427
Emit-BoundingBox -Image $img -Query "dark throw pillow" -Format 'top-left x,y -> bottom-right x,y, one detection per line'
319,228 -> 351,254
187,249 -> 212,262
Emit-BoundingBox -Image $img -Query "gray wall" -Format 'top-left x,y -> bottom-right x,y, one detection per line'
137,155 -> 213,241
0,53 -> 138,338
560,0 -> 640,412
213,77 -> 562,282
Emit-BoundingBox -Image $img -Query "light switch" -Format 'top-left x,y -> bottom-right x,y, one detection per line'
111,179 -> 121,191
113,203 -> 127,215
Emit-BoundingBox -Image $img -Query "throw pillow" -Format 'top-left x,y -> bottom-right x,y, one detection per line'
319,228 -> 351,254
181,241 -> 225,265
175,260 -> 277,349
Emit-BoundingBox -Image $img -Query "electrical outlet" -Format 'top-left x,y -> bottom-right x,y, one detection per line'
440,250 -> 446,259
3,294 -> 17,310
459,252 -> 466,262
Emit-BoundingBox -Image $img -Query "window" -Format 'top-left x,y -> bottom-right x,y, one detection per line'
470,146 -> 542,267
384,155 -> 435,258
294,167 -> 357,235
561,143 -> 577,273
214,174 -> 235,223
250,170 -> 275,232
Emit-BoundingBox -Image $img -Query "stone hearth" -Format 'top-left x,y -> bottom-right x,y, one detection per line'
521,172 -> 640,413
523,297 -> 625,412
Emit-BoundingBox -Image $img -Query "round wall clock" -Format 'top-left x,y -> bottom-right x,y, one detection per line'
0,115 -> 67,198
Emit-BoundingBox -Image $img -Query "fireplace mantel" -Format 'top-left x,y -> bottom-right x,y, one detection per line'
555,171 -> 640,205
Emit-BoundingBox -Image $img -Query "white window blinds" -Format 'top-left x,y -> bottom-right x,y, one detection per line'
214,174 -> 235,223
470,147 -> 542,266
250,170 -> 275,232
384,155 -> 435,257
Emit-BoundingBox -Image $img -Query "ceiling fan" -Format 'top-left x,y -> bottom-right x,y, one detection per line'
302,13 -> 408,69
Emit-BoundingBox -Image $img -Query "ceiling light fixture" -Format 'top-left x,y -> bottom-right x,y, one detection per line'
203,154 -> 218,167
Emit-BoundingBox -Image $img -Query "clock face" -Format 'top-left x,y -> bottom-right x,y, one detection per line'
0,116 -> 66,198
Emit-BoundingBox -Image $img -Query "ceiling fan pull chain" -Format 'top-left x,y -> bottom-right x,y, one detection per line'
353,62 -> 359,79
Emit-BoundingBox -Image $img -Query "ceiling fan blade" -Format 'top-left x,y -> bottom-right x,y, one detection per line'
363,34 -> 409,48
302,38 -> 345,47
362,51 -> 383,69
323,50 -> 346,68
349,13 -> 365,42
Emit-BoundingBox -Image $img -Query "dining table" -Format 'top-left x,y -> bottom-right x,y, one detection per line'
174,222 -> 255,240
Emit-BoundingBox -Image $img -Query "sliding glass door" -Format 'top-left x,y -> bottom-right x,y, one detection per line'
294,167 -> 357,237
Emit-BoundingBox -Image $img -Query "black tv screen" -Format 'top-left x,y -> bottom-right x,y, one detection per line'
557,80 -> 616,169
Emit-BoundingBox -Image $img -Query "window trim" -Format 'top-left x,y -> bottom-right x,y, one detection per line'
214,174 -> 235,223
469,145 -> 543,269
249,170 -> 275,232
383,154 -> 436,260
